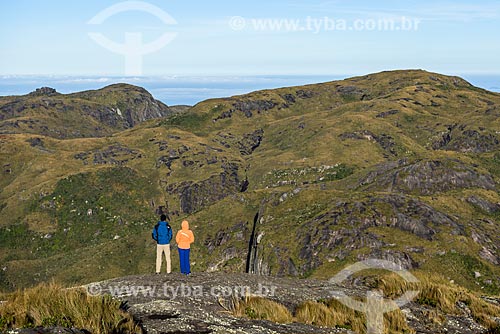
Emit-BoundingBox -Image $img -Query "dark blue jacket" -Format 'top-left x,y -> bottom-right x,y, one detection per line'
152,221 -> 172,245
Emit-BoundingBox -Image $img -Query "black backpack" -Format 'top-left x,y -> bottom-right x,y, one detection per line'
152,223 -> 160,242
152,223 -> 173,243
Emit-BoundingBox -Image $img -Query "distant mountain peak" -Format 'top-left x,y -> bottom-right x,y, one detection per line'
0,84 -> 174,139
29,87 -> 59,97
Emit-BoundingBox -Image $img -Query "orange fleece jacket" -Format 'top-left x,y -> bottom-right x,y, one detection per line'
176,220 -> 194,249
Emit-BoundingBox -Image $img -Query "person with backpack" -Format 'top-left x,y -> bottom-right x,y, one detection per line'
152,214 -> 173,274
176,220 -> 194,275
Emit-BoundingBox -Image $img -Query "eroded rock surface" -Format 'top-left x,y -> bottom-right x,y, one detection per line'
298,194 -> 463,273
359,159 -> 496,195
167,163 -> 242,214
82,272 -> 497,334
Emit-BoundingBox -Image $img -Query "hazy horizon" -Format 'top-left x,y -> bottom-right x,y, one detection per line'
1,72 -> 499,106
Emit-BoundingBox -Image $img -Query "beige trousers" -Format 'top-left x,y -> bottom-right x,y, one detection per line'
156,244 -> 171,273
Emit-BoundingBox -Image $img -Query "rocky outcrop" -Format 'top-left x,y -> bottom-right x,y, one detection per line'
376,109 -> 399,118
214,100 -> 280,120
0,100 -> 23,120
167,163 -> 242,214
359,159 -> 496,195
357,250 -> 418,270
470,223 -> 500,265
211,130 -> 264,156
237,129 -> 264,155
233,100 -> 278,117
205,222 -> 248,254
27,137 -> 45,148
28,87 -> 59,97
246,204 -> 266,275
339,130 -> 397,155
279,90 -> 316,106
156,146 -> 190,170
298,194 -> 463,273
335,85 -> 370,100
74,145 -> 142,166
432,126 -> 499,153
296,89 -> 315,99
466,196 -> 500,214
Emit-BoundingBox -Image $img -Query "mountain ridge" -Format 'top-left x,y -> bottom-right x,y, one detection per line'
0,83 -> 174,139
0,70 -> 498,304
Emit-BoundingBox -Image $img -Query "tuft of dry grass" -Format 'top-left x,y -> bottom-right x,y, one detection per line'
0,282 -> 141,334
295,299 -> 413,334
374,272 -> 500,331
383,309 -> 415,334
226,294 -> 414,333
244,296 -> 293,323
295,299 -> 364,331
222,295 -> 293,324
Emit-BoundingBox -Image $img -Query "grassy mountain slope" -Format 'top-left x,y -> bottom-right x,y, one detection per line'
0,70 -> 499,296
0,84 -> 173,139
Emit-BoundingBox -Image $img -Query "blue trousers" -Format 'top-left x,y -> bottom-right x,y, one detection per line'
178,248 -> 191,274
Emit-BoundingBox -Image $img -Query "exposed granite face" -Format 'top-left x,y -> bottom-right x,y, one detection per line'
237,129 -> 264,156
233,100 -> 278,117
359,159 -> 496,195
339,130 -> 397,156
28,87 -> 59,97
212,100 -> 280,121
167,163 -> 242,214
466,196 -> 500,214
432,126 -> 500,153
74,144 -> 142,166
87,273 -> 351,334
297,194 -> 463,273
335,85 -> 370,101
470,221 -> 500,266
73,272 -> 497,334
0,84 -> 173,139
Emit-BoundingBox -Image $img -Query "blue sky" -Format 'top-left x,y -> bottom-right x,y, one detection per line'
1,0 -> 499,76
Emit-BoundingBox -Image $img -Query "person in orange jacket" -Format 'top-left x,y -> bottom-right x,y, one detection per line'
176,220 -> 194,275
